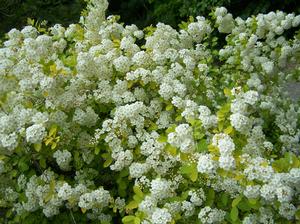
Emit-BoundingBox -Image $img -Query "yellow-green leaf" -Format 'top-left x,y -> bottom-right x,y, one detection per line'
125,201 -> 138,210
232,195 -> 243,207
224,126 -> 233,135
122,216 -> 135,224
51,142 -> 57,150
166,144 -> 177,156
190,168 -> 198,182
224,88 -> 232,96
133,186 -> 144,198
166,104 -> 173,111
103,156 -> 113,168
49,125 -> 57,137
230,206 -> 239,221
45,137 -> 53,146
34,143 -> 42,152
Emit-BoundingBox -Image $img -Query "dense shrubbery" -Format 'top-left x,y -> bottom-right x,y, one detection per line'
0,0 -> 86,38
139,0 -> 300,28
0,0 -> 300,223
1,0 -> 300,37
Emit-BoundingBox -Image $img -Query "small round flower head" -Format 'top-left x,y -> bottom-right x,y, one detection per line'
219,155 -> 235,170
150,178 -> 172,200
279,203 -> 296,220
129,162 -> 149,178
53,150 -> 72,171
230,113 -> 251,134
26,124 -> 47,144
113,56 -> 131,73
198,206 -> 226,224
57,183 -> 73,200
242,90 -> 259,105
78,187 -> 110,210
197,153 -> 217,175
151,208 -> 172,224
276,186 -> 293,203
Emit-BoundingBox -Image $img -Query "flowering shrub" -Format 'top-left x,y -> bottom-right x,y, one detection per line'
0,0 -> 300,223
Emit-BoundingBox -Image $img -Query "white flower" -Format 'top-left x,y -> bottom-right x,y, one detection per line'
168,124 -> 195,153
261,61 -> 274,74
212,133 -> 235,155
0,132 -> 18,151
197,154 -> 217,174
219,155 -> 235,170
53,150 -> 72,171
243,91 -> 259,105
198,206 -> 226,224
26,124 -> 46,144
150,178 -> 172,200
230,113 -> 251,134
151,208 -> 172,224
279,203 -> 296,220
276,186 -> 293,203
57,183 -> 73,200
78,187 -> 110,210
129,162 -> 149,178
73,107 -> 98,127
244,185 -> 260,199
113,56 -> 131,73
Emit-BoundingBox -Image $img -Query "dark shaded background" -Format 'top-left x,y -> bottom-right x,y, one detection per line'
0,0 -> 300,38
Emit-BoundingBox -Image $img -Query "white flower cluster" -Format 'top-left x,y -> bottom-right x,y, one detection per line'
53,149 -> 72,171
167,124 -> 195,153
78,187 -> 111,210
0,0 -> 299,222
198,206 -> 226,224
212,133 -> 236,170
198,106 -> 218,129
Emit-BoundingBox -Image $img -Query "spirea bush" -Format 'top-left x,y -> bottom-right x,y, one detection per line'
0,0 -> 300,223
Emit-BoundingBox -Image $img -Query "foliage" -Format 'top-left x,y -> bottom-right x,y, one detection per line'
0,0 -> 86,38
0,0 -> 300,223
108,0 -> 300,28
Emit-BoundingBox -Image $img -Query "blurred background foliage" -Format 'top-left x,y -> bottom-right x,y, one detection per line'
0,0 -> 300,38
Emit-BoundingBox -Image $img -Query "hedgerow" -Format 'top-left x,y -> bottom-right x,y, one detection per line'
0,0 -> 300,223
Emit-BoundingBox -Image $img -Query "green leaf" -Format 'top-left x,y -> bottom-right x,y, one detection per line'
206,189 -> 215,206
197,139 -> 207,152
133,186 -> 144,198
166,104 -> 173,111
224,88 -> 232,96
94,146 -> 100,155
180,164 -> 193,174
103,154 -> 113,168
166,125 -> 176,134
122,216 -> 136,224
165,144 -> 177,156
157,135 -> 167,143
190,168 -> 198,182
224,126 -> 233,135
230,207 -> 239,222
18,160 -> 29,172
248,198 -> 257,205
221,192 -> 229,206
51,142 -> 57,150
39,158 -> 47,169
175,115 -> 182,122
49,125 -> 57,137
133,194 -> 143,203
125,201 -> 138,210
134,217 -> 141,224
237,198 -> 251,212
232,195 -> 243,207
295,209 -> 300,220
34,143 -> 42,152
